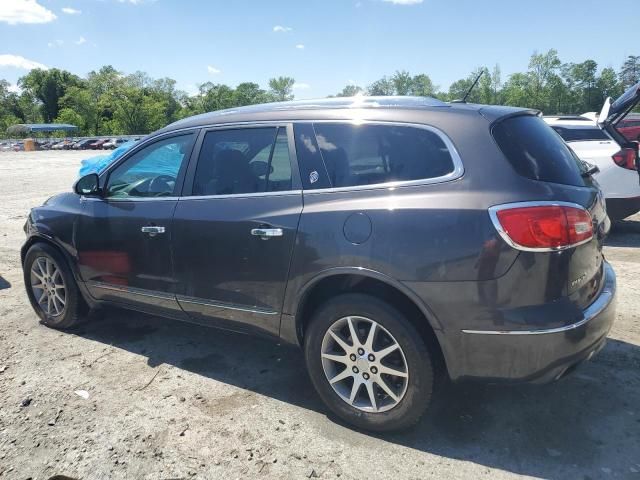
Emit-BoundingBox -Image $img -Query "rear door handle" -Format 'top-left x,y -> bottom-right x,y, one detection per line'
251,228 -> 283,239
141,226 -> 165,237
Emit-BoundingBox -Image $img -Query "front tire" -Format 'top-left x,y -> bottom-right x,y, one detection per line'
304,293 -> 434,432
23,243 -> 86,329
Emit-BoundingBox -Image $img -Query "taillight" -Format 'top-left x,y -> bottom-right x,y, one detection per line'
489,202 -> 593,251
612,148 -> 637,170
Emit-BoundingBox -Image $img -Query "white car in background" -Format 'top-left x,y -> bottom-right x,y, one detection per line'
544,115 -> 640,220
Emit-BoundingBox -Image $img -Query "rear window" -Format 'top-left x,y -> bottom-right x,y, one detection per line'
550,126 -> 609,142
492,115 -> 586,187
306,123 -> 455,189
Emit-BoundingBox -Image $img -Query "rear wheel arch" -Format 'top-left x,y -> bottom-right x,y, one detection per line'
294,270 -> 448,377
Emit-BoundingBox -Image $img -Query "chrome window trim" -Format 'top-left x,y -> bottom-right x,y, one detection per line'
110,119 -> 464,197
181,189 -> 302,201
462,262 -> 614,335
488,200 -> 594,253
81,196 -> 180,202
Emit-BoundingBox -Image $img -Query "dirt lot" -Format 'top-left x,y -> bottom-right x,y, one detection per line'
0,151 -> 639,480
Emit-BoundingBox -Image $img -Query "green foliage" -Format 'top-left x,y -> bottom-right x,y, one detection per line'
18,68 -> 83,123
268,76 -> 295,101
1,50 -> 639,136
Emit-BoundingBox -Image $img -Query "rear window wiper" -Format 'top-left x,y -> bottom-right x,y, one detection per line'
581,161 -> 600,177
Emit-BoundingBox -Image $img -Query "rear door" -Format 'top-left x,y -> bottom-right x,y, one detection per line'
171,124 -> 302,337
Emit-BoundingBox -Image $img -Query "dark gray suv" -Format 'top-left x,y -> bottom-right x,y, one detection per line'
22,96 -> 617,431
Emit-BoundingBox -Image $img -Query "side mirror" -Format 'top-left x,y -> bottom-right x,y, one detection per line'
74,173 -> 101,196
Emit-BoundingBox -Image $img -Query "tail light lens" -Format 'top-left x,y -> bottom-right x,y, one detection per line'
490,203 -> 593,251
612,148 -> 637,170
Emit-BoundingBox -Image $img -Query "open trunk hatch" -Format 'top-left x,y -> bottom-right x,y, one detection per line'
597,80 -> 640,179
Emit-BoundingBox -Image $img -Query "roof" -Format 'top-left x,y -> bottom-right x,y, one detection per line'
6,123 -> 79,134
159,96 -> 532,134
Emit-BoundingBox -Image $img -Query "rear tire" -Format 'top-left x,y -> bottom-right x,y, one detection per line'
304,293 -> 434,432
23,243 -> 87,329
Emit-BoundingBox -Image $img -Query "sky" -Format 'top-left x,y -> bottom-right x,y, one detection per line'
0,0 -> 638,98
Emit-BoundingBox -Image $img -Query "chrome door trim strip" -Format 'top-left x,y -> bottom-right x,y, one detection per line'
86,281 -> 175,300
176,295 -> 278,315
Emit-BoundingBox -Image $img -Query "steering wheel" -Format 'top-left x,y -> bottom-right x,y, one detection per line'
148,174 -> 175,196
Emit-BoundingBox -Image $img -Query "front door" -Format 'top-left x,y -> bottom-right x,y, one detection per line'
172,125 -> 302,336
77,132 -> 196,318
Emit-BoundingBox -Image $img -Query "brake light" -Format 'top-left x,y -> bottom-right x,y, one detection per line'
490,203 -> 593,251
612,148 -> 637,170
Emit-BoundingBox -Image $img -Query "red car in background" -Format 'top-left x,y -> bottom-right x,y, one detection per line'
617,115 -> 640,142
89,139 -> 109,150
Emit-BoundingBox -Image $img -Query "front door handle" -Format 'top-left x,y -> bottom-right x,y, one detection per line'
141,226 -> 166,237
251,228 -> 283,240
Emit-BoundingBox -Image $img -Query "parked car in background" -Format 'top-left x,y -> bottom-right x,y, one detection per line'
89,139 -> 109,150
72,139 -> 98,150
617,115 -> 640,142
103,138 -> 128,150
544,115 -> 640,220
22,95 -> 617,432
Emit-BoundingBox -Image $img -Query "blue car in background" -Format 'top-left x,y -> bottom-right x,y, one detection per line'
78,141 -> 137,176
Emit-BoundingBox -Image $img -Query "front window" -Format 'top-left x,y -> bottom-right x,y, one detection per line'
106,134 -> 194,198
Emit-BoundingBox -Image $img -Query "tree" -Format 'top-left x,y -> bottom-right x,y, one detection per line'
335,84 -> 363,97
410,74 -> 436,97
391,71 -> 412,95
619,55 -> 640,88
268,76 -> 295,101
18,68 -> 83,123
234,82 -> 269,105
368,76 -> 394,96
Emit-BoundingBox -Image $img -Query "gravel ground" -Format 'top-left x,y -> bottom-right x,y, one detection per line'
0,151 -> 639,480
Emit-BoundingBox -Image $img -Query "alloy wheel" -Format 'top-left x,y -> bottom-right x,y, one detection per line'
30,256 -> 66,317
320,316 -> 409,413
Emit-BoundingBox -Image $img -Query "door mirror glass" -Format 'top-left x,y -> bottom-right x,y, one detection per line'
74,173 -> 100,196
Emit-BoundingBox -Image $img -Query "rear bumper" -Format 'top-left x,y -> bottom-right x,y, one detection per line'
444,261 -> 616,383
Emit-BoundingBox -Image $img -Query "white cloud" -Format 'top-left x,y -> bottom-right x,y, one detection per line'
117,0 -> 155,4
293,82 -> 310,90
61,7 -> 81,15
273,25 -> 292,33
382,0 -> 423,4
207,65 -> 221,75
0,54 -> 48,70
75,36 -> 86,45
8,83 -> 21,93
295,44 -> 305,49
0,0 -> 57,25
